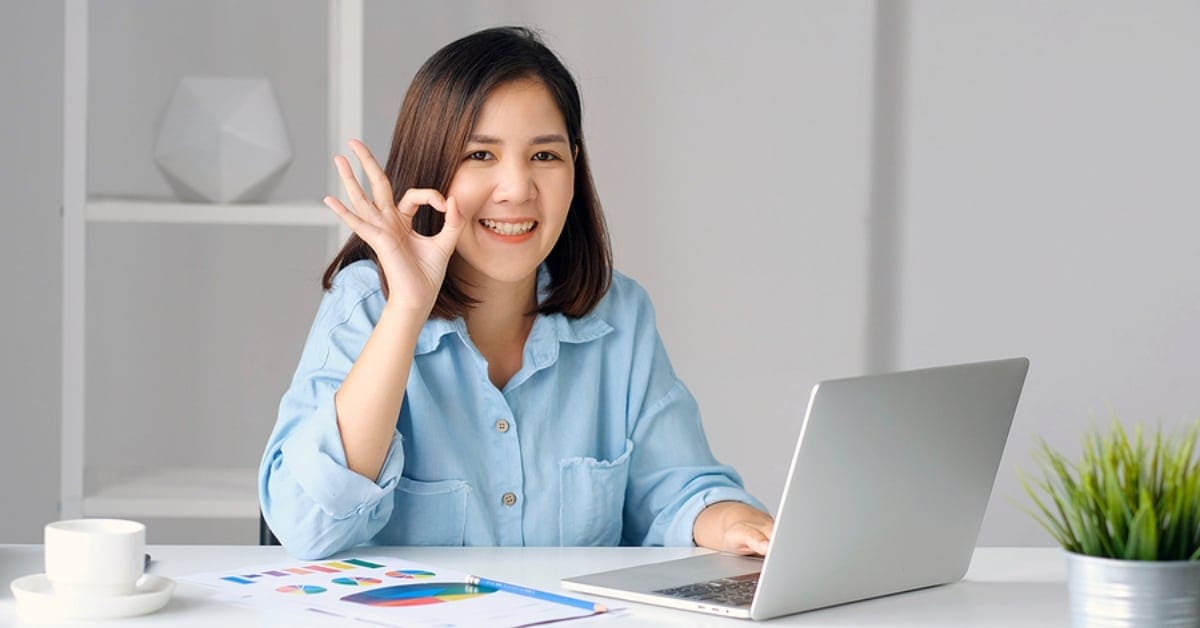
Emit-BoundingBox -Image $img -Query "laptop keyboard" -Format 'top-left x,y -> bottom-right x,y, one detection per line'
653,572 -> 760,608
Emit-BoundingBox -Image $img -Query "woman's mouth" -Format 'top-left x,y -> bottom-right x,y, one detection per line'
480,218 -> 538,237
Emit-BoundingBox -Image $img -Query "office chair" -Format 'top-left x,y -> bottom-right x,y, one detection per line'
259,512 -> 280,546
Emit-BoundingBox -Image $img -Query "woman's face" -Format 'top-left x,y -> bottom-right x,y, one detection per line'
447,78 -> 575,291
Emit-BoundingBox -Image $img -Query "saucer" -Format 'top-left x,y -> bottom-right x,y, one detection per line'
10,573 -> 175,620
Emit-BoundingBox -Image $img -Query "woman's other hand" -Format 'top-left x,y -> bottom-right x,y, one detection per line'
324,139 -> 466,314
693,501 -> 775,556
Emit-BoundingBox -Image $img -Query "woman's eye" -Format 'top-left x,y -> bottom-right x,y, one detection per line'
532,151 -> 558,162
466,151 -> 491,161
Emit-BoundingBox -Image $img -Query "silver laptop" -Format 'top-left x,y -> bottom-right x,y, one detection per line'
562,358 -> 1029,620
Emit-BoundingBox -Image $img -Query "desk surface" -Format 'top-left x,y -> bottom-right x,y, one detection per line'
1,545 -> 1067,627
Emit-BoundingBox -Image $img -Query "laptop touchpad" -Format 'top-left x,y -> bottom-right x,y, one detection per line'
569,552 -> 763,593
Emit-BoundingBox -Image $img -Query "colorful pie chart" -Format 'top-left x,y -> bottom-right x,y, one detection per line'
342,582 -> 498,607
332,576 -> 383,586
386,569 -> 436,579
277,584 -> 326,595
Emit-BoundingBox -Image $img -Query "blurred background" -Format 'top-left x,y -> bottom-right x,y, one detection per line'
2,0 -> 1197,546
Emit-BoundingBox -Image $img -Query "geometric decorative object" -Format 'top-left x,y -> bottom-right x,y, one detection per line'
154,78 -> 292,203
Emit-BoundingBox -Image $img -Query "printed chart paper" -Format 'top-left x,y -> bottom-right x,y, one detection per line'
183,555 -> 600,627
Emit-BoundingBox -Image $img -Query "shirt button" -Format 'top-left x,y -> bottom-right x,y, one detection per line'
501,492 -> 518,507
495,419 -> 510,433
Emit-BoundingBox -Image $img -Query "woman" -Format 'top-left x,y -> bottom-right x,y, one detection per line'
260,26 -> 774,560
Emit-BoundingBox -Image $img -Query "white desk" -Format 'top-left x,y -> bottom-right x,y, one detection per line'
1,545 -> 1068,626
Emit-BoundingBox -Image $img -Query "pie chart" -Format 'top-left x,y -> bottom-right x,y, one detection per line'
342,582 -> 498,607
277,584 -> 326,595
332,576 -> 383,586
386,569 -> 435,579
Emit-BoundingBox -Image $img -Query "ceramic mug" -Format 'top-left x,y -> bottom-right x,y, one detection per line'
44,519 -> 145,598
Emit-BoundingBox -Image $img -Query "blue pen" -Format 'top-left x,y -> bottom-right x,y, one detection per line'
466,575 -> 607,613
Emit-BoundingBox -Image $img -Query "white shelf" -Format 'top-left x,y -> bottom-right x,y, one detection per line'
87,199 -> 339,227
83,467 -> 260,519
61,0 -> 361,527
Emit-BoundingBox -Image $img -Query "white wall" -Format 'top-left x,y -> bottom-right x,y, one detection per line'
898,1 -> 1200,545
0,0 -> 64,543
3,1 -> 1197,547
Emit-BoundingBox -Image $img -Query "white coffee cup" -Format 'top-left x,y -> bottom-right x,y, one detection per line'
44,519 -> 146,598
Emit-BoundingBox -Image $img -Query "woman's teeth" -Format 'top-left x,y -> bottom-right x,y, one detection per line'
480,219 -> 537,235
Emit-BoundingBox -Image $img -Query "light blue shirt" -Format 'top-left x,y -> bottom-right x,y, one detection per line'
260,260 -> 763,559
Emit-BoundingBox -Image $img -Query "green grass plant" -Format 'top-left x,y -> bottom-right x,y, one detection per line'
1020,420 -> 1200,561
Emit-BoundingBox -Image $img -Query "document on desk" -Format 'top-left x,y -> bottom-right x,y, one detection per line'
182,555 -> 602,627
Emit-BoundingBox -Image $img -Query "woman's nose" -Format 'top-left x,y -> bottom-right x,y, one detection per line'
492,160 -> 537,204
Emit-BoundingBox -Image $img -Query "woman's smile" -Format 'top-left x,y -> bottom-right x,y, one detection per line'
478,217 -> 539,243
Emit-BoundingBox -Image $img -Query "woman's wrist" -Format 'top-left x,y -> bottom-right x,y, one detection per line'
381,293 -> 435,324
693,501 -> 738,547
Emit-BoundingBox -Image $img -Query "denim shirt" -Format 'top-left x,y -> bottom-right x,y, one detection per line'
259,260 -> 763,559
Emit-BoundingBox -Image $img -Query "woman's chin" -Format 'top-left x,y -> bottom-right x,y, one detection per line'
451,254 -> 545,288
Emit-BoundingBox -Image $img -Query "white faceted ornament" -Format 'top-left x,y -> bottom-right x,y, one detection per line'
154,78 -> 292,203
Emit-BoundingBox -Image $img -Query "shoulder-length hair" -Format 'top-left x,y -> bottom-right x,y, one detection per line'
322,26 -> 612,319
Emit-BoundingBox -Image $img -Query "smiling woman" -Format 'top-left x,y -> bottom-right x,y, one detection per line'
448,79 -> 577,291
258,26 -> 774,560
323,29 -> 608,321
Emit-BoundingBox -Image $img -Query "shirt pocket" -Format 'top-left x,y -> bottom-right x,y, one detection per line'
559,439 -> 634,546
380,476 -> 470,546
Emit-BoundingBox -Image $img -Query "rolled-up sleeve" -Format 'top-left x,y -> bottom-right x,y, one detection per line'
618,284 -> 766,547
259,263 -> 406,559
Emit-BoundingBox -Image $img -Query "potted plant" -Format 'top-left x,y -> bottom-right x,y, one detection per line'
1021,421 -> 1200,627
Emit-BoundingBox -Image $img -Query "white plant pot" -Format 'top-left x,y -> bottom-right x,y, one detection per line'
1066,551 -> 1200,627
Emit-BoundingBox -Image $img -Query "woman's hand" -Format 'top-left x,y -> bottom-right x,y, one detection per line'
324,139 -> 466,314
693,501 -> 775,556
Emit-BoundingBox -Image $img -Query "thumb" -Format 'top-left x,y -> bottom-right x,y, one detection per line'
745,527 -> 771,556
728,523 -> 771,556
752,520 -> 775,555
436,196 -> 466,244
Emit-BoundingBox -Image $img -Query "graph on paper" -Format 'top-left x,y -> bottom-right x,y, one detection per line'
183,555 -> 599,628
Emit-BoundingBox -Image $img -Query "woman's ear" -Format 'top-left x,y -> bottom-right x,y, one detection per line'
573,144 -> 580,162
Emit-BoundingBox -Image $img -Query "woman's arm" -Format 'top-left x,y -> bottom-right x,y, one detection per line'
261,140 -> 465,558
611,276 -> 774,552
259,266 -> 408,559
322,139 -> 465,481
333,301 -> 424,481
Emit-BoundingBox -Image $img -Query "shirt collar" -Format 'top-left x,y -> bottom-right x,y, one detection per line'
414,264 -> 613,356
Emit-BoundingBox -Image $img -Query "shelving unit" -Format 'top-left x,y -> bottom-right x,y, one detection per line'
82,467 -> 260,519
60,0 -> 362,534
87,199 -> 341,227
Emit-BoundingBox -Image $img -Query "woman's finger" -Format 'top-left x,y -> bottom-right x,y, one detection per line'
396,187 -> 448,220
333,154 -> 378,216
753,519 -> 775,540
433,196 -> 466,246
748,517 -> 774,555
323,195 -> 375,239
347,139 -> 396,211
731,524 -> 771,556
750,521 -> 773,555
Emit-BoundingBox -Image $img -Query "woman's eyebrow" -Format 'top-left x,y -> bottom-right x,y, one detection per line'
530,134 -> 569,145
467,133 -> 568,146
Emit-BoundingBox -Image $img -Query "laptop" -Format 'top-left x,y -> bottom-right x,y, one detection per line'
562,358 -> 1029,620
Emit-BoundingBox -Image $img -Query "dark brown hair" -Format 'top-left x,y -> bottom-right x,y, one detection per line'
322,26 -> 612,319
